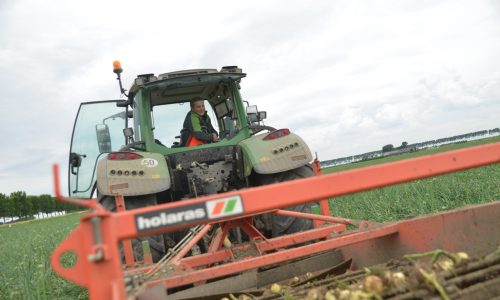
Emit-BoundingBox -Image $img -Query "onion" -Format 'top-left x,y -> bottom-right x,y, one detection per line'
324,290 -> 337,300
270,283 -> 282,294
363,275 -> 384,294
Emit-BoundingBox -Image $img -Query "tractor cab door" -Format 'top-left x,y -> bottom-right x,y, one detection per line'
69,100 -> 127,198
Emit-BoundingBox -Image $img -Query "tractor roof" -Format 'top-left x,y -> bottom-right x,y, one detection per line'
129,67 -> 246,106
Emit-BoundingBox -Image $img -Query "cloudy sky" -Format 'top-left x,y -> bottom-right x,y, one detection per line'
1,0 -> 499,196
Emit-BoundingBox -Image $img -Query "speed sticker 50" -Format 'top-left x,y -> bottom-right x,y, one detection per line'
141,158 -> 158,168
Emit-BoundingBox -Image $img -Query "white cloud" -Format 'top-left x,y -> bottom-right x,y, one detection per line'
0,0 -> 499,195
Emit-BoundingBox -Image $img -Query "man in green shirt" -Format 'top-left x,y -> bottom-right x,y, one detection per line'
180,97 -> 219,147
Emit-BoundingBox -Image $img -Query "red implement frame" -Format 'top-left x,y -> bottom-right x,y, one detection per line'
51,142 -> 500,299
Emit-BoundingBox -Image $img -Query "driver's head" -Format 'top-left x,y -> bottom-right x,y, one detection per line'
190,97 -> 206,116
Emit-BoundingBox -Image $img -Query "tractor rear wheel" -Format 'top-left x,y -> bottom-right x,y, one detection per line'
98,194 -> 166,262
253,165 -> 317,237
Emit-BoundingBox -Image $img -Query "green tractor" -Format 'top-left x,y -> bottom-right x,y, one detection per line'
68,62 -> 316,261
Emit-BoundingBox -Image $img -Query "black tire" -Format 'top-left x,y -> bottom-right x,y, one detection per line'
253,165 -> 317,237
98,194 -> 166,262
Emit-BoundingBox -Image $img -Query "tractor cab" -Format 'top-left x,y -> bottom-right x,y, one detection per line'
68,65 -> 270,199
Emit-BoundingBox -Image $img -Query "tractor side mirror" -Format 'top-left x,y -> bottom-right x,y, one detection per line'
246,105 -> 259,124
246,105 -> 258,114
123,127 -> 134,138
96,124 -> 112,153
123,127 -> 134,144
258,111 -> 267,121
69,152 -> 82,168
69,152 -> 86,175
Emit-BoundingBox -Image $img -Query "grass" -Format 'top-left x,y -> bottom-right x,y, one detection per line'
0,212 -> 88,300
323,136 -> 500,222
0,136 -> 498,299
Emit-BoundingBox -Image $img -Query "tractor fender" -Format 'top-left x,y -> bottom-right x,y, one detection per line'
239,132 -> 313,176
96,152 -> 171,196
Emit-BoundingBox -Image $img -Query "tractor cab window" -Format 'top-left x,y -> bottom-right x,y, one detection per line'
69,101 -> 126,198
151,101 -> 218,147
214,98 -> 237,139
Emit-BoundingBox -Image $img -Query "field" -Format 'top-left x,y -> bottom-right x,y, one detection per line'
323,136 -> 500,222
0,213 -> 87,300
0,136 -> 498,299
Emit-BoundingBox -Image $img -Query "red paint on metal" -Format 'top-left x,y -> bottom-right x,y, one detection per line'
114,194 -> 135,267
170,224 -> 212,265
274,209 -> 354,227
312,156 -> 332,220
256,223 -> 346,253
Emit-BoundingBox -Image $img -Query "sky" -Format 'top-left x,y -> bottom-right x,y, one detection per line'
0,0 -> 499,196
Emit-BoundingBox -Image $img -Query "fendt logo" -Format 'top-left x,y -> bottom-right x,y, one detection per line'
206,196 -> 243,219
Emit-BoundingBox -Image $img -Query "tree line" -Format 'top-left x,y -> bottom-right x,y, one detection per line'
0,191 -> 81,224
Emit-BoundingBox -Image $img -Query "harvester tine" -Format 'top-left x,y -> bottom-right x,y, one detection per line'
255,249 -> 346,288
167,249 -> 348,299
290,258 -> 352,287
166,269 -> 259,300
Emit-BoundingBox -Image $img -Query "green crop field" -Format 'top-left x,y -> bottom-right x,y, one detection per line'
0,136 -> 498,299
0,213 -> 87,300
323,136 -> 500,222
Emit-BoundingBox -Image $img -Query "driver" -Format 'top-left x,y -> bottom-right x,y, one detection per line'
180,97 -> 219,147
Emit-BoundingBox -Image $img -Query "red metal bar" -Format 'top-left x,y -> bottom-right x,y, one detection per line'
124,248 -> 234,277
114,194 -> 135,267
233,218 -> 268,241
170,224 -> 212,265
207,224 -> 229,254
53,164 -> 98,209
255,223 -> 346,253
165,248 -> 232,270
312,156 -> 332,220
274,209 -> 358,227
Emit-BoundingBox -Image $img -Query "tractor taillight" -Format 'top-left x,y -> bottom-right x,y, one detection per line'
263,129 -> 290,141
107,152 -> 143,160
